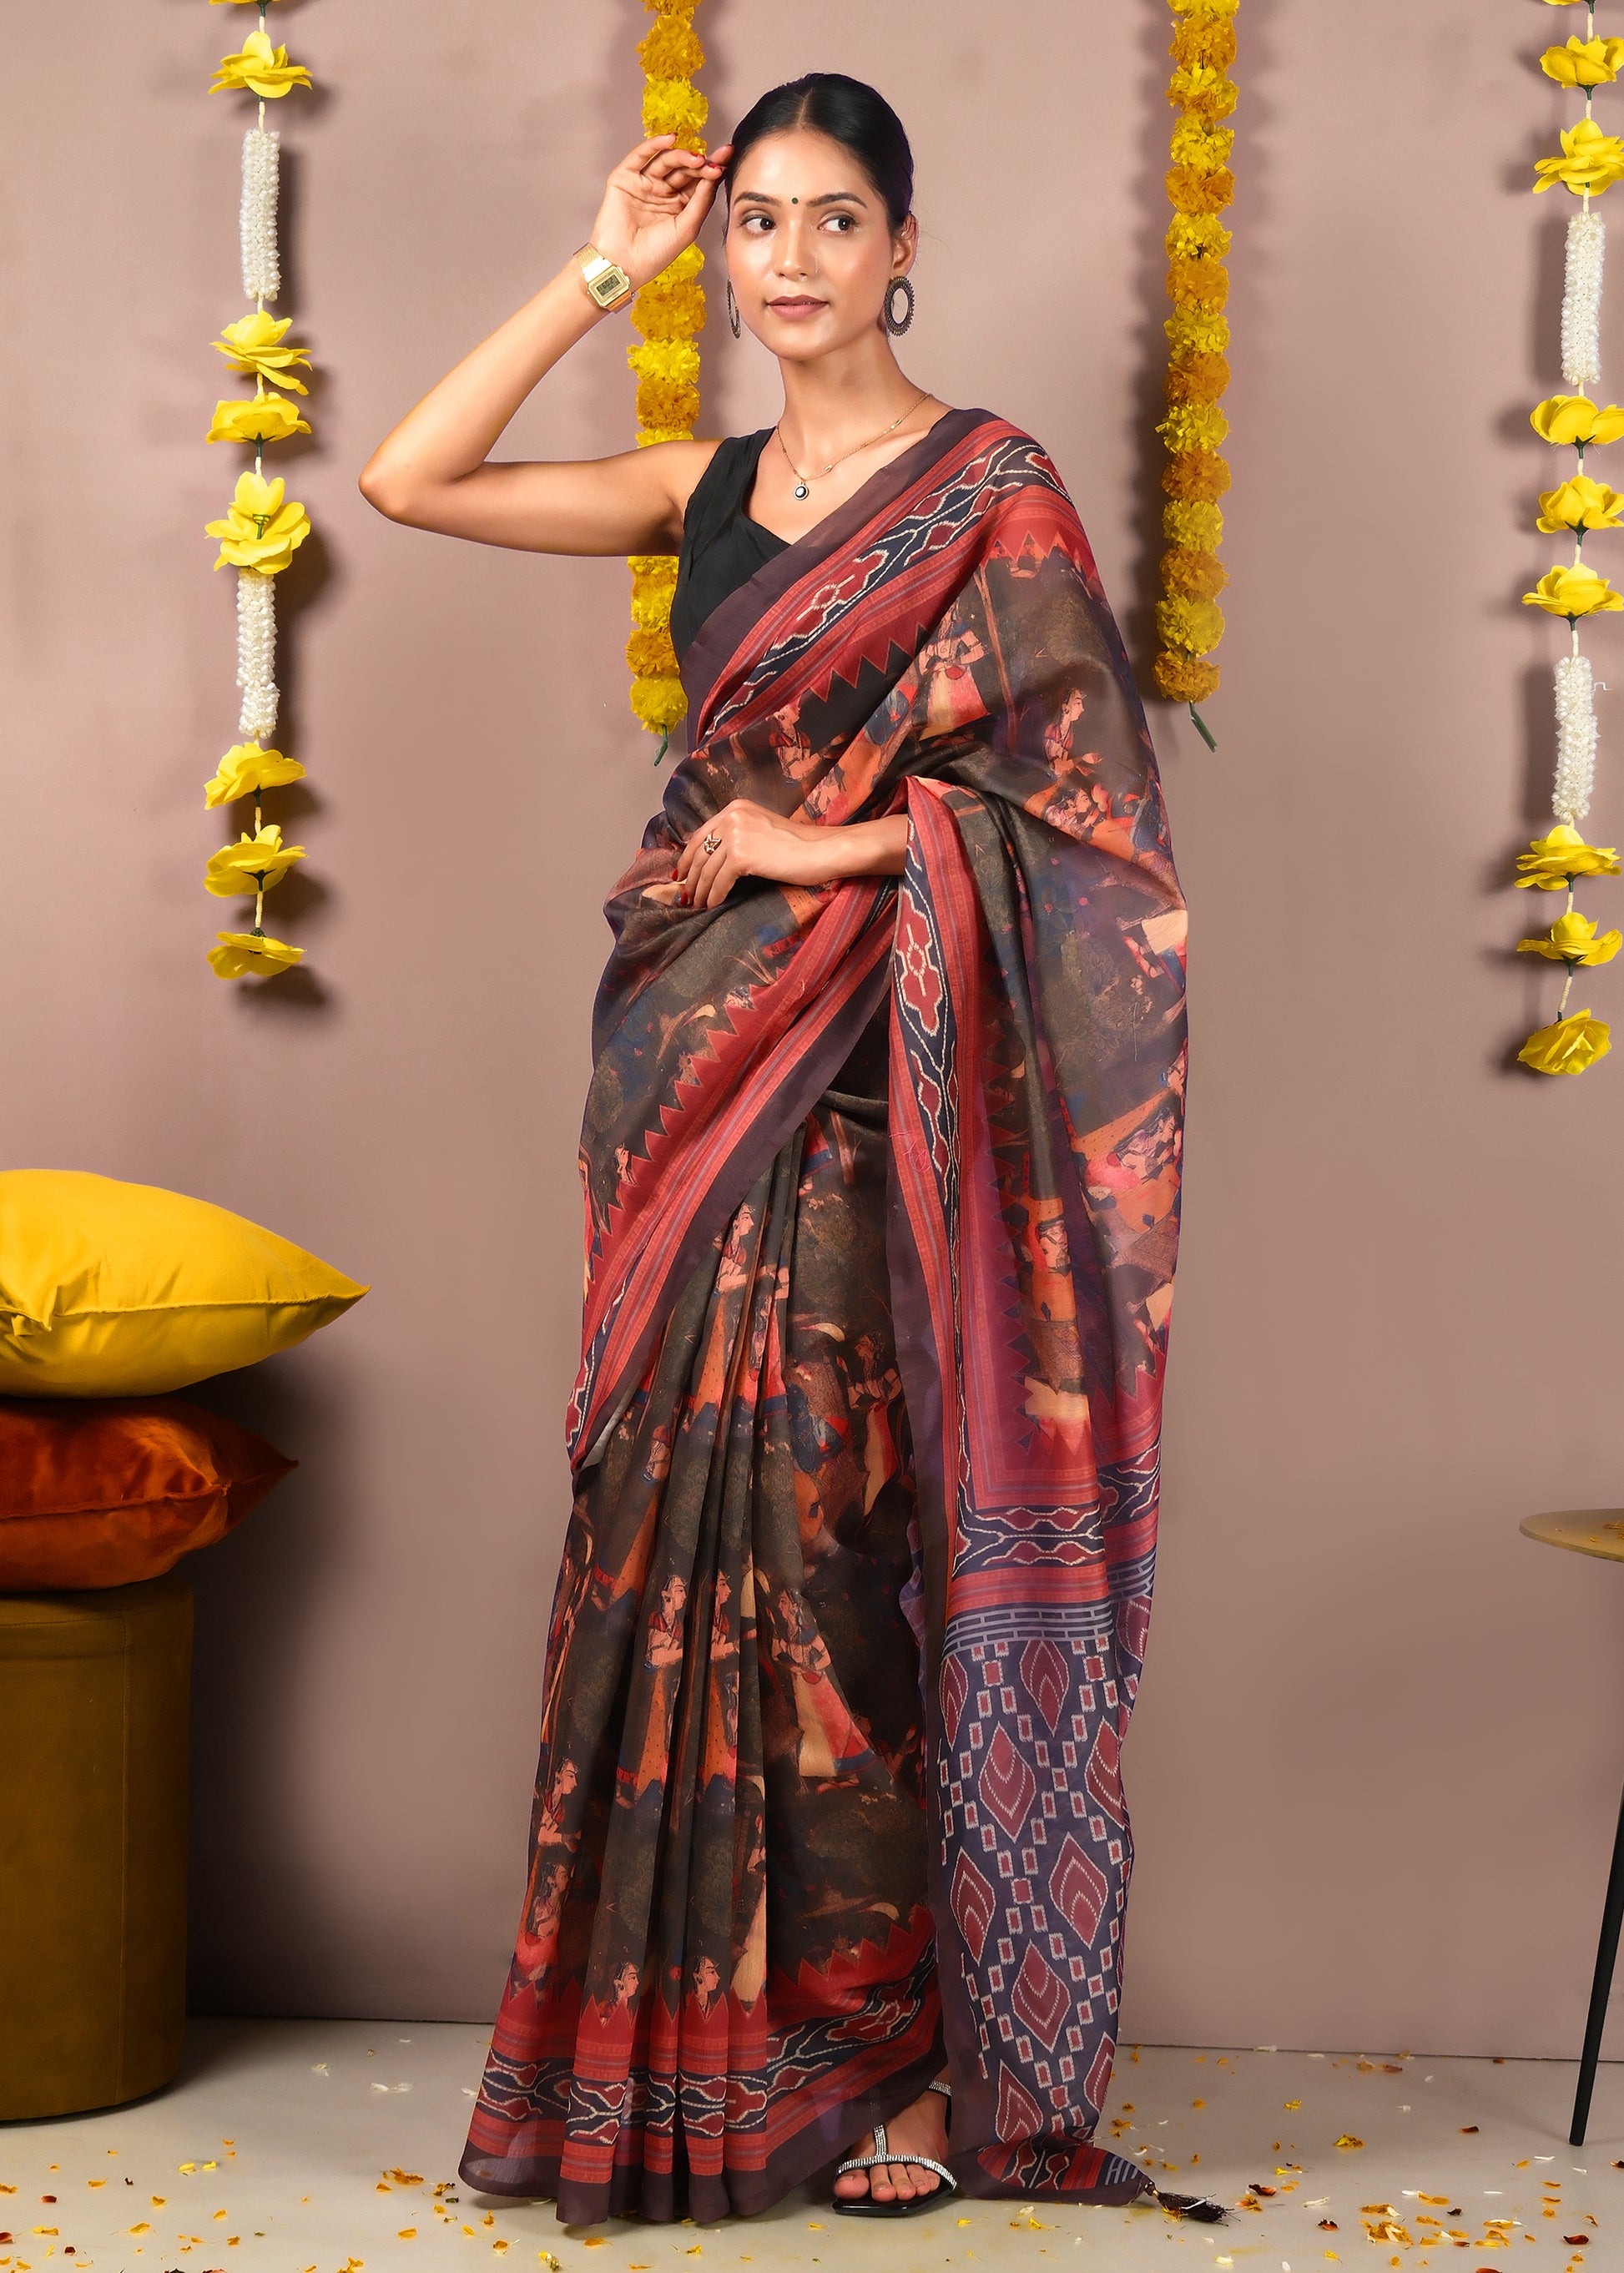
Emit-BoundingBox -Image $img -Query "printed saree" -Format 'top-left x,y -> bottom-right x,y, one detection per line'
460,408 -> 1190,2224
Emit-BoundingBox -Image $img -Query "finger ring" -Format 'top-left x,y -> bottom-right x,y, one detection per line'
701,833 -> 720,855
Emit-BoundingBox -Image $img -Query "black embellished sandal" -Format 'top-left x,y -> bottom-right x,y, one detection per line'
833,2078 -> 957,2218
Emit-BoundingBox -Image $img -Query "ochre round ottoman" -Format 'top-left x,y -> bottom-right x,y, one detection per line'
0,1574 -> 193,2118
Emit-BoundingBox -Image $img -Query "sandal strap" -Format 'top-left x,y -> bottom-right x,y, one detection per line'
836,2117 -> 889,2175
834,2150 -> 958,2188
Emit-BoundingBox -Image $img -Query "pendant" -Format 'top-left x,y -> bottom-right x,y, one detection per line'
793,480 -> 809,500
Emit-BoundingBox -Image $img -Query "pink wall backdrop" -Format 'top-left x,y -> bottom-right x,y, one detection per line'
7,0 -> 1624,2056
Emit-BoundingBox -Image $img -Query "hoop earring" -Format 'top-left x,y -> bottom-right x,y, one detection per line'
726,281 -> 741,340
884,276 -> 915,336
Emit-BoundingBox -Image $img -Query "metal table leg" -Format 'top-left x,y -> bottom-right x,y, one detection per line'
1571,1773 -> 1624,2145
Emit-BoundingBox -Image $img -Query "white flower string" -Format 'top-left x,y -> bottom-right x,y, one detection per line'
202,0 -> 316,983
240,125 -> 280,302
1562,208 -> 1606,387
1516,0 -> 1624,1071
1554,651 -> 1598,824
236,568 -> 279,740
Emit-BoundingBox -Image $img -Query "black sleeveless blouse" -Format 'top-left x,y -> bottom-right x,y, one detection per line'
668,429 -> 787,664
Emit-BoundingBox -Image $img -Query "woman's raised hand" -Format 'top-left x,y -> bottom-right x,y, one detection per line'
587,136 -> 734,293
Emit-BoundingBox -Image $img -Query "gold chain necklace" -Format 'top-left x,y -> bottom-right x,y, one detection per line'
774,388 -> 931,501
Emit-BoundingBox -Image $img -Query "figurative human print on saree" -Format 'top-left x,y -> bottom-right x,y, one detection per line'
460,406 -> 1192,2225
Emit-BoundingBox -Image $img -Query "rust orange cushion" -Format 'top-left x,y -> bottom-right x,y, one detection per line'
0,1397 -> 295,1590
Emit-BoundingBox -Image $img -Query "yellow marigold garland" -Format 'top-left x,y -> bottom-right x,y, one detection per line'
1514,0 -> 1624,1074
628,0 -> 707,758
202,0 -> 316,982
1155,0 -> 1238,745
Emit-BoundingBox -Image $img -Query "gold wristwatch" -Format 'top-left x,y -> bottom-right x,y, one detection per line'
573,242 -> 634,312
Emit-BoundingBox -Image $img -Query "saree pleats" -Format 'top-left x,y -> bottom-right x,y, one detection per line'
464,1014 -> 948,2220
464,410 -> 1188,2218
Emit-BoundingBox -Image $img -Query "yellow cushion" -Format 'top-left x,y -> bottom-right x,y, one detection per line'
0,1170 -> 368,1397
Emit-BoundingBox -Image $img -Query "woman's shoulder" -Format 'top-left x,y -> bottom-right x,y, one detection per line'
648,431 -> 773,525
930,410 -> 1075,505
949,406 -> 1053,461
687,431 -> 776,528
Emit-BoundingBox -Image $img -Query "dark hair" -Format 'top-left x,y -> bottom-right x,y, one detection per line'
723,73 -> 914,231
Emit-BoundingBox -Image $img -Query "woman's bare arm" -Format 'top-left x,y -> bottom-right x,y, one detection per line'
668,803 -> 910,909
358,135 -> 731,557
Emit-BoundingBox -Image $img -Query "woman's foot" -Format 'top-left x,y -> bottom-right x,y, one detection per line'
833,2069 -> 951,2205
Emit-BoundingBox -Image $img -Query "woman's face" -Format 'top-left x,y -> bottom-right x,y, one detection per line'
725,127 -> 913,361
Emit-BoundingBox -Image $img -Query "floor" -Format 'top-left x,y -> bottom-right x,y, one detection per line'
3,2023 -> 1621,2273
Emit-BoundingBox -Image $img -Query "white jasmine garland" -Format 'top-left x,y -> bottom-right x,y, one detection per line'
1561,209 -> 1606,391
240,128 -> 280,303
235,568 -> 279,740
1553,650 -> 1597,825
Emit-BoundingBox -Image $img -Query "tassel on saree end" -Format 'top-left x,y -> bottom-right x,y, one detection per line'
1188,703 -> 1218,753
1153,2188 -> 1228,2223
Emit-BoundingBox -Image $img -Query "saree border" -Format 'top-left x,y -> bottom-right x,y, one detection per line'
677,406 -> 994,748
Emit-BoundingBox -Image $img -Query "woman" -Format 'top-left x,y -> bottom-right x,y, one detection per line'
361,73 -> 1193,2231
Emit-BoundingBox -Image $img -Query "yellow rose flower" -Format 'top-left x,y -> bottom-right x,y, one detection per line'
1522,563 -> 1624,617
205,391 -> 311,446
1536,474 -> 1624,532
1515,820 -> 1624,888
204,823 -> 306,898
1517,1008 -> 1611,1075
204,743 -> 307,809
1516,910 -> 1624,962
1531,394 -> 1624,446
209,29 -> 312,98
212,312 -> 312,395
1533,117 -> 1624,196
208,931 -> 305,981
204,470 -> 311,575
1542,37 -> 1624,88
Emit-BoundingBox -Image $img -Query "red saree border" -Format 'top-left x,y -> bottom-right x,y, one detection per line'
885,779 -> 1167,2204
678,406 -> 994,748
567,885 -> 892,1469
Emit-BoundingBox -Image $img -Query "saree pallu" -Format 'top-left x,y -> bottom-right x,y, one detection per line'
460,409 -> 1189,2223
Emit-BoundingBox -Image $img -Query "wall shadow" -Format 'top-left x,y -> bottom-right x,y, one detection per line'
178,1356 -> 354,2014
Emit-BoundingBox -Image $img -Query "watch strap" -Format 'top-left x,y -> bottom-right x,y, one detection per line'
573,242 -> 634,311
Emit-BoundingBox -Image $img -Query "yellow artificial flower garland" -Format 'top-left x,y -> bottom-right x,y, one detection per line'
201,0 -> 315,984
1153,0 -> 1238,753
628,0 -> 708,758
1518,0 -> 1624,1072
